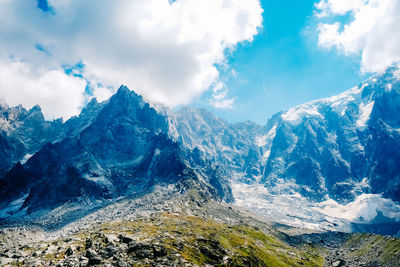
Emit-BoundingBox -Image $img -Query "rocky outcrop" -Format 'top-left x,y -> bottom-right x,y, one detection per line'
0,86 -> 232,219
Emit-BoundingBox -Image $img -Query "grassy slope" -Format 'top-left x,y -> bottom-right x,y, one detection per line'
343,233 -> 400,266
1,191 -> 400,267
1,213 -> 325,267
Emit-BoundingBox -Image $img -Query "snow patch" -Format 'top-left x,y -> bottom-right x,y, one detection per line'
318,85 -> 365,116
154,148 -> 161,156
356,101 -> 374,128
256,125 -> 276,147
232,182 -> 346,231
21,153 -> 33,164
232,182 -> 400,232
314,194 -> 400,223
0,193 -> 29,218
262,149 -> 271,163
279,81 -> 365,125
281,105 -> 322,126
256,135 -> 268,147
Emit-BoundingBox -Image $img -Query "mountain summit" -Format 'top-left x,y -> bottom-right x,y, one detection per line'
0,86 -> 230,222
1,69 -> 400,234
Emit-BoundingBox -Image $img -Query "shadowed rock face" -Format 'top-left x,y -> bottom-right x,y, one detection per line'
0,96 -> 105,178
0,104 -> 63,176
1,68 -> 400,221
0,86 -> 232,216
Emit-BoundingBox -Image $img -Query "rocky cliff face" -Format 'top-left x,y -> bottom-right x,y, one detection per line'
0,102 -> 63,177
173,68 -> 400,203
0,87 -> 231,219
173,107 -> 265,183
171,68 -> 400,231
1,68 -> 400,231
258,68 -> 400,203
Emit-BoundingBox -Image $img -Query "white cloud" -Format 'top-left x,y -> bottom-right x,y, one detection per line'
92,84 -> 114,103
316,0 -> 400,73
209,82 -> 234,109
0,59 -> 86,120
0,0 -> 263,119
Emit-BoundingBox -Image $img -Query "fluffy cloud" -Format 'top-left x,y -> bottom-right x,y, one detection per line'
209,82 -> 234,109
0,0 -> 263,119
0,59 -> 86,120
316,0 -> 400,73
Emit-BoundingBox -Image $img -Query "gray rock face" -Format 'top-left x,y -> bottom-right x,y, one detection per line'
173,68 -> 400,204
173,107 -> 264,184
0,86 -> 231,218
259,68 -> 400,203
1,68 -> 400,226
0,103 -> 63,176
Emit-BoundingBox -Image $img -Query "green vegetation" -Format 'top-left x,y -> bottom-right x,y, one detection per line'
344,233 -> 400,266
94,213 -> 325,266
3,212 -> 400,266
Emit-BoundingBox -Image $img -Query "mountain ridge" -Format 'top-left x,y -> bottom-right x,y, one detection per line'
0,68 -> 400,234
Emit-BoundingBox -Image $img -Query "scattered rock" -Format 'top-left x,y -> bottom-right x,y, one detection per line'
128,243 -> 154,259
117,260 -> 127,267
153,244 -> 167,257
65,247 -> 73,256
332,259 -> 345,267
288,251 -> 296,256
118,235 -> 132,244
85,238 -> 93,249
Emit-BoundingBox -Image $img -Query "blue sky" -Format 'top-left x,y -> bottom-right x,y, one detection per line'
195,0 -> 368,124
0,0 -> 398,121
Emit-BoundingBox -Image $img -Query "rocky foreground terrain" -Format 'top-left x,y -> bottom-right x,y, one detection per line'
1,191 -> 400,267
1,69 -> 400,266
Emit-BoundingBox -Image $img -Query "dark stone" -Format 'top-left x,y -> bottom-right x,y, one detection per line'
86,249 -> 102,265
153,245 -> 167,257
88,257 -> 102,266
85,238 -> 92,249
102,245 -> 118,258
85,249 -> 97,259
119,235 -> 133,244
127,243 -> 154,259
65,247 -> 73,256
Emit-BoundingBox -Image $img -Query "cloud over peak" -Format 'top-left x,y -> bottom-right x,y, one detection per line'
0,0 -> 263,119
316,0 -> 400,73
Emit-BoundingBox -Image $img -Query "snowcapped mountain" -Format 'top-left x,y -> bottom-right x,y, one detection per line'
258,68 -> 400,203
172,67 -> 400,233
1,68 -> 400,234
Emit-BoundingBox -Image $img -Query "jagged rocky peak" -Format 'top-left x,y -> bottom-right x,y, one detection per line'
261,68 -> 400,197
0,98 -> 8,111
1,68 -> 400,233
112,85 -> 144,105
171,67 -> 400,232
0,85 -> 231,220
0,101 -> 66,177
